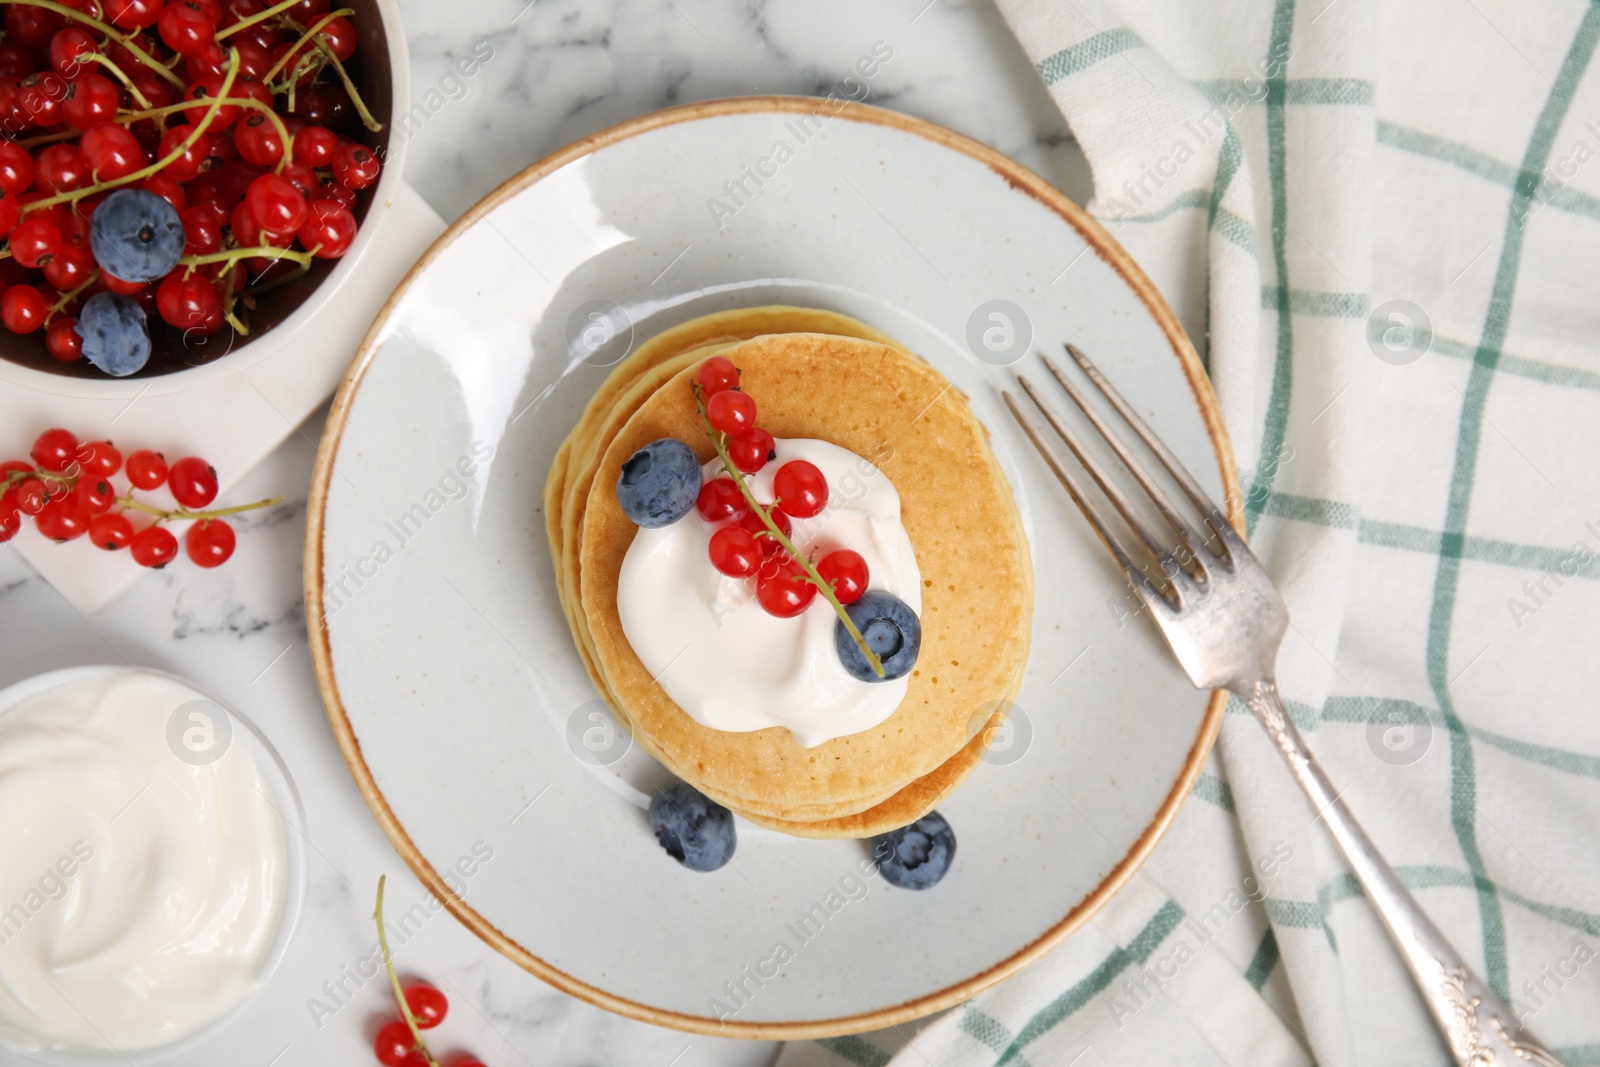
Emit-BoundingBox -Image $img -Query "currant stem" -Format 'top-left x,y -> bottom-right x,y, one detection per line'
180,245 -> 315,269
308,34 -> 383,132
214,0 -> 303,40
6,0 -> 185,87
107,93 -> 294,174
261,8 -> 353,84
45,270 -> 101,324
691,387 -> 885,678
20,51 -> 241,215
82,53 -> 151,109
116,493 -> 283,523
373,877 -> 442,1067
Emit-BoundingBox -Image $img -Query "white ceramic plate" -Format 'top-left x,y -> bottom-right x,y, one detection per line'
306,98 -> 1234,1039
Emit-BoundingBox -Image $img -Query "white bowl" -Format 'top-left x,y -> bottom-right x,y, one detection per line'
0,0 -> 413,401
0,665 -> 307,1065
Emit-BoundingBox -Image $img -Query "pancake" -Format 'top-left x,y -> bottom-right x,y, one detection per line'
575,331 -> 1032,829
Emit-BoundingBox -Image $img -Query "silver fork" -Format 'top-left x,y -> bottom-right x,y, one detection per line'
1006,345 -> 1562,1067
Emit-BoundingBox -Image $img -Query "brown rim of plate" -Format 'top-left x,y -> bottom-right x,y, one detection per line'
303,96 -> 1239,1041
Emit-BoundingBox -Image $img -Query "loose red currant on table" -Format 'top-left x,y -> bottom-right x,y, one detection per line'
739,505 -> 791,553
706,389 -> 756,435
31,428 -> 78,473
168,456 -> 219,508
130,525 -> 179,568
708,525 -> 762,578
373,1020 -> 418,1067
696,477 -> 747,523
125,449 -> 168,489
756,554 -> 817,618
772,460 -> 828,519
402,983 -> 448,1029
817,549 -> 869,604
36,496 -> 90,541
184,518 -> 235,567
728,427 -> 774,474
89,512 -> 134,550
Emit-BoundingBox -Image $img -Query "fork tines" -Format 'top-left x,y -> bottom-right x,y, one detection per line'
1004,344 -> 1233,610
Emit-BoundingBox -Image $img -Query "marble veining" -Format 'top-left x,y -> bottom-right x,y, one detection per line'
0,1 -> 1087,1062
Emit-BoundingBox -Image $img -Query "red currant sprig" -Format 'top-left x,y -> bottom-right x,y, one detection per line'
372,876 -> 487,1067
0,426 -> 279,568
690,373 -> 884,678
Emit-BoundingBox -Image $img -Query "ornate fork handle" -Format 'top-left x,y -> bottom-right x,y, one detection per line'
1239,680 -> 1562,1067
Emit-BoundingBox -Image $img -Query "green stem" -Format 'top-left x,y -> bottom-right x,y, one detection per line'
116,493 -> 283,523
109,93 -> 293,172
214,0 -> 302,40
691,387 -> 885,678
181,246 -> 315,269
5,0 -> 184,87
81,53 -> 150,109
45,270 -> 101,324
261,8 -> 353,84
21,52 -> 241,215
374,877 -> 442,1067
310,36 -> 383,132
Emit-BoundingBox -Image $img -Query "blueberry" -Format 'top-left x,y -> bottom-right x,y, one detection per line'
649,784 -> 736,872
89,188 -> 185,284
871,810 -> 956,890
835,590 -> 921,682
77,291 -> 150,378
616,438 -> 700,528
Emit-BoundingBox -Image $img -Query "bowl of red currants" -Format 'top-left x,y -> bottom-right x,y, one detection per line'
0,0 -> 405,385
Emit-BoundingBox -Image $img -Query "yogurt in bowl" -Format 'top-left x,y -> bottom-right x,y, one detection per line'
0,666 -> 305,1062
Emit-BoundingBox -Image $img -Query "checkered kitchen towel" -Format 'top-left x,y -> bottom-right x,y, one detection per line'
783,1 -> 1600,1065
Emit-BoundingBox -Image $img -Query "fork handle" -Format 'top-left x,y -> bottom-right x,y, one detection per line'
1237,679 -> 1562,1067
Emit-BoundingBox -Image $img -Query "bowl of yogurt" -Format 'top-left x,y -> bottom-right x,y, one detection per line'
0,665 -> 306,1063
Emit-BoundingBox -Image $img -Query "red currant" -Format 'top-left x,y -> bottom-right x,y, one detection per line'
42,241 -> 93,290
234,111 -> 284,166
49,27 -> 95,74
728,428 -> 775,474
12,478 -> 48,515
34,144 -> 88,196
296,199 -> 356,257
3,284 -> 47,333
159,0 -> 218,56
74,476 -> 115,514
125,449 -> 168,489
139,173 -> 186,212
36,495 -> 90,541
738,506 -> 791,554
168,456 -> 218,508
402,983 -> 448,1029
292,124 -> 337,167
373,1020 -> 417,1067
0,189 -> 17,237
181,205 -> 222,255
816,549 -> 869,604
156,124 -> 211,182
184,518 -> 235,567
80,122 -> 146,180
45,316 -> 82,361
0,141 -> 33,195
89,511 -> 134,550
17,71 -> 67,127
773,460 -> 827,518
331,140 -> 380,189
697,356 -> 740,395
131,525 -> 179,567
104,0 -> 163,29
156,270 -> 220,329
183,75 -> 241,131
76,440 -> 121,478
100,270 -> 147,296
63,71 -> 118,128
706,389 -> 756,435
0,510 -> 20,544
278,161 -> 318,200
5,4 -> 62,47
10,218 -> 62,269
317,15 -> 357,60
31,428 -> 79,473
320,178 -> 355,210
756,555 -> 817,618
708,525 -> 762,578
0,41 -> 34,79
695,477 -> 747,523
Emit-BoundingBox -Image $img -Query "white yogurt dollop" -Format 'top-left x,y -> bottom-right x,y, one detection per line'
618,438 -> 921,748
0,672 -> 288,1053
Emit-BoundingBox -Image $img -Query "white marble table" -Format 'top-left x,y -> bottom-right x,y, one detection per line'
0,2 -> 1091,1062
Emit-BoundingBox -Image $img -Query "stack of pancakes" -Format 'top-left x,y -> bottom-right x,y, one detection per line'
544,307 -> 1032,838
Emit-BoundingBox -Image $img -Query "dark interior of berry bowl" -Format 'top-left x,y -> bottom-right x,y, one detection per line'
0,0 -> 394,379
